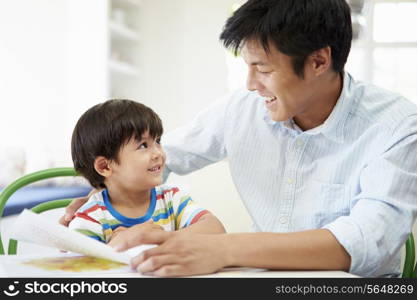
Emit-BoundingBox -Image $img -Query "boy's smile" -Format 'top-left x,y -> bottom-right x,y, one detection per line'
147,164 -> 162,173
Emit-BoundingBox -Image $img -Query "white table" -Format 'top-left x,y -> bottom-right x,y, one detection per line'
106,269 -> 357,278
0,254 -> 357,278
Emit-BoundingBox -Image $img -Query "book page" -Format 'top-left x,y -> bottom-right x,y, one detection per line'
0,253 -> 133,277
10,209 -> 155,265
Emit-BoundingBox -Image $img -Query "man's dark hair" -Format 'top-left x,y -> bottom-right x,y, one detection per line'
71,99 -> 163,188
220,0 -> 352,77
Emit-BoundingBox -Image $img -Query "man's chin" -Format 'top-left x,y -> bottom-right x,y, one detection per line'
268,111 -> 287,122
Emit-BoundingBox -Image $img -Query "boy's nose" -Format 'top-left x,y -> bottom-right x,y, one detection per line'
151,147 -> 162,159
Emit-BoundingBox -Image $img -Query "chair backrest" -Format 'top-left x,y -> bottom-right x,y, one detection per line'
0,167 -> 79,255
403,233 -> 417,278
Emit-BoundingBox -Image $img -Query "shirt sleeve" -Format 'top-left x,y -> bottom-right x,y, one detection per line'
162,92 -> 235,180
170,186 -> 209,230
323,116 -> 417,277
68,200 -> 106,243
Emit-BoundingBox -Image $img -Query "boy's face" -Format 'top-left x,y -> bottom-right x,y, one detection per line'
108,132 -> 166,192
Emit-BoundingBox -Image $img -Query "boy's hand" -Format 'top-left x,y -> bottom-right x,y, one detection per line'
58,189 -> 100,226
108,219 -> 164,250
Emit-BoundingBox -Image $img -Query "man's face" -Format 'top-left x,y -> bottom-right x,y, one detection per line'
241,40 -> 316,122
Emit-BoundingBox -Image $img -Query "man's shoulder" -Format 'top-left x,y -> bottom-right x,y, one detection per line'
351,80 -> 417,132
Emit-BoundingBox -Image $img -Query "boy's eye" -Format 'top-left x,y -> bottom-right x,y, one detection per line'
138,142 -> 148,149
156,137 -> 161,144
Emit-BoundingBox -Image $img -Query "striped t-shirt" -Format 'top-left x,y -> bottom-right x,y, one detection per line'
68,185 -> 209,243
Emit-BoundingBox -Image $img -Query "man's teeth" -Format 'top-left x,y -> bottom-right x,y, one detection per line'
265,96 -> 277,102
148,166 -> 160,171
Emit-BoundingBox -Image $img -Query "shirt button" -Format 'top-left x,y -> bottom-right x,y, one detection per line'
279,216 -> 289,224
287,178 -> 294,184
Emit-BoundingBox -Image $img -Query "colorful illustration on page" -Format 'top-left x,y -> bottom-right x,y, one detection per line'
23,256 -> 126,272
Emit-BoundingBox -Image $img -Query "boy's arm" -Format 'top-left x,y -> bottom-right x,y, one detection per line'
171,187 -> 226,234
69,211 -> 106,243
178,212 -> 226,234
60,189 -> 101,226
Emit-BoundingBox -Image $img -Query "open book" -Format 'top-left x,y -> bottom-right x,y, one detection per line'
1,209 -> 155,277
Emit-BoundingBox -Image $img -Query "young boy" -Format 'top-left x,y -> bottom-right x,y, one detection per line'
69,99 -> 225,244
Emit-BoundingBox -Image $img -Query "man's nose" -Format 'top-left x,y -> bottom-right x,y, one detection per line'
246,68 -> 261,91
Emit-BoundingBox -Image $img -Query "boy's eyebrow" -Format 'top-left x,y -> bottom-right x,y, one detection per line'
138,134 -> 161,141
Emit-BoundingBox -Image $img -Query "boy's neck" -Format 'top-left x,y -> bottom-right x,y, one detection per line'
105,183 -> 152,218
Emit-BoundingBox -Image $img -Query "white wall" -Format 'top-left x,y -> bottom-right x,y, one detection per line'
0,0 -> 108,175
0,0 -> 67,172
138,0 -> 236,128
66,0 -> 109,147
137,0 -> 252,232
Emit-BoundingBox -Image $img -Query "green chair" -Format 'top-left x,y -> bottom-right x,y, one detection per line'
402,232 -> 417,278
0,167 -> 80,255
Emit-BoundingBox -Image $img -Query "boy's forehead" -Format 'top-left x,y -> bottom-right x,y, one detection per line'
124,131 -> 148,144
139,130 -> 151,139
132,130 -> 153,141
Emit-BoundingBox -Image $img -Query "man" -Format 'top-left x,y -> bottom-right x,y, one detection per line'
62,0 -> 417,277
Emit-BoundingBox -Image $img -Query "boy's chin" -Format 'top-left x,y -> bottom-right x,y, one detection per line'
151,176 -> 164,186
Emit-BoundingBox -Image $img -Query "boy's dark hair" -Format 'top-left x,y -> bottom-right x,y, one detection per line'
71,99 -> 163,188
220,0 -> 352,77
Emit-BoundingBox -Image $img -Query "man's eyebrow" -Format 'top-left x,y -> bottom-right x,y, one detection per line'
250,61 -> 268,66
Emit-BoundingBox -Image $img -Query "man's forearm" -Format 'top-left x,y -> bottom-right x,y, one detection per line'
221,229 -> 351,271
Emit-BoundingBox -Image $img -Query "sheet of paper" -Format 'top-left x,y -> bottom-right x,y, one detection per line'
10,209 -> 155,265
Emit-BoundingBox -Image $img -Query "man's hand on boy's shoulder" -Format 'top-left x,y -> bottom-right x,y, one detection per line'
108,219 -> 164,250
58,189 -> 100,226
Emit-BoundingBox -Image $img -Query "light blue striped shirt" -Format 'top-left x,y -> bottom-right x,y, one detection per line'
162,73 -> 417,277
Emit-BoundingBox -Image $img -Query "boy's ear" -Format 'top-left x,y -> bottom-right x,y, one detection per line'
94,156 -> 112,178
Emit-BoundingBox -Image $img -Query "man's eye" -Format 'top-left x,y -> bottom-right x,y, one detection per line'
258,70 -> 271,74
138,142 -> 148,149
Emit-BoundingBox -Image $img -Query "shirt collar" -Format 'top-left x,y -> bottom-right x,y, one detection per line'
262,72 -> 357,143
317,72 -> 357,143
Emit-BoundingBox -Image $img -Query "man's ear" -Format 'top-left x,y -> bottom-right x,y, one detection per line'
94,156 -> 112,178
308,46 -> 332,76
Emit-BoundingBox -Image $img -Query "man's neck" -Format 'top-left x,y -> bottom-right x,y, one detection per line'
294,72 -> 343,131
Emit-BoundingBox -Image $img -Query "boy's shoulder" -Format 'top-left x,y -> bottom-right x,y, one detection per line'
155,183 -> 190,199
76,191 -> 106,214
